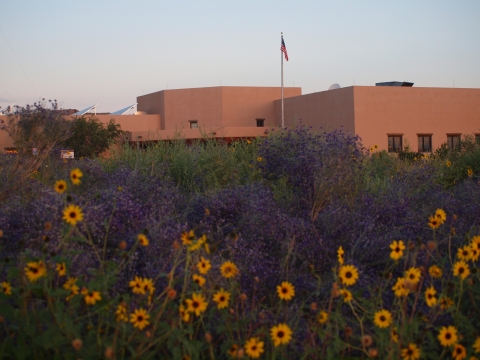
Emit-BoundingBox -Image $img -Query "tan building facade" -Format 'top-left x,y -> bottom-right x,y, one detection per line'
1,85 -> 479,153
276,86 -> 480,152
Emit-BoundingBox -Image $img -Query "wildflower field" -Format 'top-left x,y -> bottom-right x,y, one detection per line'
1,125 -> 480,359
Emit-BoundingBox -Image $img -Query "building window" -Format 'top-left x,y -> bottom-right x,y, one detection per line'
189,120 -> 198,129
256,119 -> 265,127
475,134 -> 480,146
447,134 -> 461,150
417,135 -> 432,152
388,135 -> 402,153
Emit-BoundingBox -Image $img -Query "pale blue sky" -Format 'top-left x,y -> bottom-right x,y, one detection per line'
1,1 -> 479,113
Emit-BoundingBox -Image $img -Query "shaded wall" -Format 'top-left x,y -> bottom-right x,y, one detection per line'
275,87 -> 356,134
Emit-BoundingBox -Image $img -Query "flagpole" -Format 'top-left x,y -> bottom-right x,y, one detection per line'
281,32 -> 284,129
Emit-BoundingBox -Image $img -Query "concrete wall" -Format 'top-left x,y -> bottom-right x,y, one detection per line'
353,86 -> 480,151
275,87 -> 356,134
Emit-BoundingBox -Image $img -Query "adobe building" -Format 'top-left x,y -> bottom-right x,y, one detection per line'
276,85 -> 480,152
1,84 -> 479,154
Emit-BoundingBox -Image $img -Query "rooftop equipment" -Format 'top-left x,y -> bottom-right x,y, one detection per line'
375,81 -> 414,87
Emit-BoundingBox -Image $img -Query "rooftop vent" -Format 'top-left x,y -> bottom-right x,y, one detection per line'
375,81 -> 414,87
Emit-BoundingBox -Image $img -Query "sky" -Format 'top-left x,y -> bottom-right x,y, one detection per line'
1,1 -> 479,113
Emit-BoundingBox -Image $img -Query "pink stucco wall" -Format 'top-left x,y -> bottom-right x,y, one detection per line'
353,86 -> 480,151
137,86 -> 302,133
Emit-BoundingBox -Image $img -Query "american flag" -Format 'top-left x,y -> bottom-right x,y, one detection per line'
281,37 -> 288,61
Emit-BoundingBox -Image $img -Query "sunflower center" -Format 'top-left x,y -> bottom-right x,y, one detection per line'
277,331 -> 284,338
138,315 -> 143,321
455,348 -> 462,354
282,288 -> 287,293
459,268 -> 464,274
395,247 -> 400,252
346,272 -> 352,278
69,212 -> 76,219
428,294 -> 433,299
380,316 -> 385,322
252,345 -> 257,350
407,349 -> 413,355
193,301 -> 199,308
220,296 -> 225,301
31,267 -> 38,274
446,333 -> 451,339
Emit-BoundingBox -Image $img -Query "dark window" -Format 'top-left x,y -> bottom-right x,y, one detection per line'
475,135 -> 480,146
388,135 -> 402,153
447,135 -> 461,150
418,135 -> 432,152
256,119 -> 265,127
189,120 -> 198,129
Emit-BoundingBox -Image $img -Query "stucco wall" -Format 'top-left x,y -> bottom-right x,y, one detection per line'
221,87 -> 301,128
353,86 -> 480,151
275,87 -> 356,134
0,115 -> 14,152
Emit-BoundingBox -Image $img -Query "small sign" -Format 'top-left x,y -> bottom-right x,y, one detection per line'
61,150 -> 74,159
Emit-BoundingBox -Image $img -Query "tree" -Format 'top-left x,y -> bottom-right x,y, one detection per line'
62,116 -> 124,158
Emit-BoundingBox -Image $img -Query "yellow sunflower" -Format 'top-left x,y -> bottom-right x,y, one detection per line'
24,260 -> 47,282
244,337 -> 264,359
257,157 -> 263,162
473,336 -> 480,353
428,265 -> 443,278
270,323 -> 293,347
141,278 -> 155,295
337,246 -> 344,265
457,245 -> 471,261
179,304 -> 191,322
435,208 -> 447,223
84,291 -> 101,305
227,344 -> 240,358
373,309 -> 392,328
196,256 -> 211,275
55,262 -> 66,276
453,260 -> 470,280
62,204 -> 84,226
137,234 -> 149,246
424,286 -> 437,307
181,230 -> 195,246
188,234 -> 207,252
220,261 -> 239,279
130,308 -> 150,330
470,244 -> 479,261
54,179 -> 67,194
471,236 -> 480,251
338,265 -> 359,286
1,281 -> 12,295
452,344 -> 466,360
438,325 -> 458,347
212,288 -> 231,309
318,310 -> 329,324
115,303 -> 128,322
439,296 -> 454,310
70,168 -> 83,185
192,274 -> 206,287
428,215 -> 441,229
404,267 -> 421,284
185,293 -> 208,316
392,277 -> 410,297
339,288 -> 353,302
276,281 -> 295,301
401,343 -> 421,360
446,160 -> 451,167
391,327 -> 399,343
389,240 -> 405,260
129,276 -> 146,295
468,168 -> 473,177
